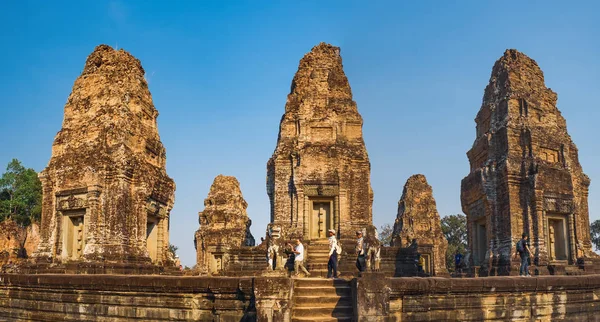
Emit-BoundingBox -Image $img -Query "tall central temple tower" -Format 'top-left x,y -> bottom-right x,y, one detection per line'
267,43 -> 373,242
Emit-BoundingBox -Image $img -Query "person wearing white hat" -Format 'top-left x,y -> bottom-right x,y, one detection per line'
327,229 -> 339,278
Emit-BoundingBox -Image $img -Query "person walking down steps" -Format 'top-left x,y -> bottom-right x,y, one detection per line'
356,231 -> 366,275
288,239 -> 310,277
327,229 -> 340,278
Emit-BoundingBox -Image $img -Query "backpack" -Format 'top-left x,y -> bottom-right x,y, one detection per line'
516,240 -> 524,253
336,242 -> 342,256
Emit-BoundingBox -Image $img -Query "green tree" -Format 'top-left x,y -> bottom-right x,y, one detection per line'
591,220 -> 600,251
0,159 -> 42,227
168,243 -> 179,258
441,214 -> 467,272
379,223 -> 393,246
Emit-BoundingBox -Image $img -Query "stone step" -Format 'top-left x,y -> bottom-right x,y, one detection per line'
292,317 -> 353,322
294,278 -> 351,287
294,286 -> 351,297
294,296 -> 353,307
293,306 -> 354,318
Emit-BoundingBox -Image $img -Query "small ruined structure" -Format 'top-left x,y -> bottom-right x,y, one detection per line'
461,49 -> 597,275
0,220 -> 40,268
266,42 -> 373,244
195,175 -> 255,275
34,45 -> 175,269
391,174 -> 448,276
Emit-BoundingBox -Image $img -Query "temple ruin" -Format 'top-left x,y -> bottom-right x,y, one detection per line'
461,49 -> 598,276
4,41 -> 600,322
266,42 -> 374,245
392,174 -> 448,276
195,175 -> 255,275
33,45 -> 175,270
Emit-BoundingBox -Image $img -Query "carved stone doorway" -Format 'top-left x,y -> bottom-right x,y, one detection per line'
473,219 -> 487,266
62,210 -> 85,260
547,214 -> 569,262
146,216 -> 158,262
310,199 -> 333,240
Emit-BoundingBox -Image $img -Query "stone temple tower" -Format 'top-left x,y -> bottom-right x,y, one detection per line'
266,43 -> 373,243
392,174 -> 448,276
34,45 -> 175,269
461,49 -> 596,275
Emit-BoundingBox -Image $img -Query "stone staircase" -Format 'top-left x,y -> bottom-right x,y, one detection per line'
292,278 -> 354,322
307,242 -> 331,277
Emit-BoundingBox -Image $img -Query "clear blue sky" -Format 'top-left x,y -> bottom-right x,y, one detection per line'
1,1 -> 598,267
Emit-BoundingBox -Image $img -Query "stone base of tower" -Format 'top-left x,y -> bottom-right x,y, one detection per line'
18,260 -> 181,275
474,256 -> 600,277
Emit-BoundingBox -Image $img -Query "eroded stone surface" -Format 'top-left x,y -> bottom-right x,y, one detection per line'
266,42 -> 373,244
391,174 -> 448,276
195,175 -> 254,275
461,49 -> 596,275
34,45 -> 175,266
3,274 -> 600,321
0,220 -> 40,267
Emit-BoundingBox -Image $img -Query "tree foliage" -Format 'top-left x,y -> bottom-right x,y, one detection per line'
379,223 -> 393,246
168,243 -> 179,258
441,214 -> 467,271
591,220 -> 600,251
0,159 -> 42,227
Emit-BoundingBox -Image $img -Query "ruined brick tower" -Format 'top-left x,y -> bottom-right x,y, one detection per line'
392,174 -> 448,276
35,45 -> 175,267
195,175 -> 255,275
267,43 -> 373,243
461,49 -> 596,275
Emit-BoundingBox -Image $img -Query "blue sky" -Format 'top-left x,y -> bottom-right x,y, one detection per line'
1,1 -> 598,266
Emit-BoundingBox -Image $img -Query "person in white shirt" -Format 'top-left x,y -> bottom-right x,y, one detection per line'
327,229 -> 339,278
356,231 -> 366,274
288,239 -> 310,277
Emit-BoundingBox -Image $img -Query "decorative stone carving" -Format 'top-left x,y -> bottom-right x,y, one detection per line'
391,174 -> 449,276
195,175 -> 255,275
461,49 -> 597,276
266,42 -> 374,243
56,193 -> 88,211
34,45 -> 175,267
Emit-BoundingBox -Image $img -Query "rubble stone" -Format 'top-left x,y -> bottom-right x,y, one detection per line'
0,220 -> 40,267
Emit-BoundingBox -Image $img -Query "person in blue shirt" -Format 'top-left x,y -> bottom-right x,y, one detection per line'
454,251 -> 464,273
514,233 -> 533,276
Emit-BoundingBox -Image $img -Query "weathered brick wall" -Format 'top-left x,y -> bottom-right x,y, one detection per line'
358,274 -> 600,321
0,275 -> 256,321
3,274 -> 600,321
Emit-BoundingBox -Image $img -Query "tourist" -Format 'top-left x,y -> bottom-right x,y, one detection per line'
515,233 -> 533,276
327,229 -> 339,278
455,251 -> 464,273
266,239 -> 275,270
367,244 -> 381,272
288,239 -> 310,277
355,231 -> 366,274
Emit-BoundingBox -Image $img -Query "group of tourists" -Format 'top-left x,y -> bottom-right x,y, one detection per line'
284,229 -> 380,278
280,230 -> 534,278
451,232 -> 533,276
